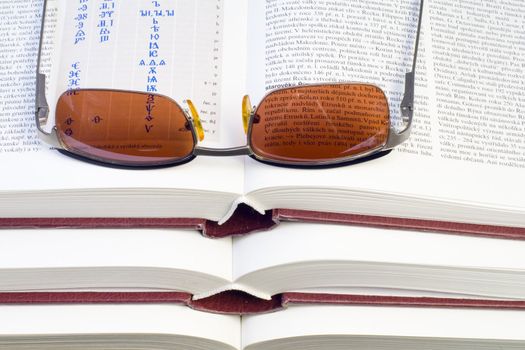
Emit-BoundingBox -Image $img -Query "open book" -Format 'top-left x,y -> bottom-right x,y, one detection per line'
1,0 -> 524,235
2,303 -> 525,349
1,223 -> 525,303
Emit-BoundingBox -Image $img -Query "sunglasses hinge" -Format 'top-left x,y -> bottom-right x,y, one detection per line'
401,104 -> 413,111
36,73 -> 51,126
36,106 -> 49,125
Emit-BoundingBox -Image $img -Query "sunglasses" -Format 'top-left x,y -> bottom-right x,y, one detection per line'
35,0 -> 424,169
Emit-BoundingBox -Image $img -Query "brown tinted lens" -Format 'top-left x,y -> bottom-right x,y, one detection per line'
250,84 -> 390,164
55,90 -> 195,166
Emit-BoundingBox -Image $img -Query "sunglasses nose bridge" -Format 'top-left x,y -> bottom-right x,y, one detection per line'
193,145 -> 253,157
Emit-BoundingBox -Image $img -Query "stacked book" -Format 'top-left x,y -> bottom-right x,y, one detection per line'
2,225 -> 525,349
0,0 -> 524,348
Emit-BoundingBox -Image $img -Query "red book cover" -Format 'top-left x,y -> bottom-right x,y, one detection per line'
1,204 -> 524,240
1,291 -> 525,315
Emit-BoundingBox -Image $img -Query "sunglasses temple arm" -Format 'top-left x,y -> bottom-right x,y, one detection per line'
398,0 -> 425,134
35,0 -> 49,125
35,0 -> 61,148
194,146 -> 253,157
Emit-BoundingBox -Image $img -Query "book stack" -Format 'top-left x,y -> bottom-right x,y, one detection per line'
2,225 -> 525,348
1,0 -> 524,348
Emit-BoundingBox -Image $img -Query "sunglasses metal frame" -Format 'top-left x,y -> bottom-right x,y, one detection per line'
35,0 -> 424,169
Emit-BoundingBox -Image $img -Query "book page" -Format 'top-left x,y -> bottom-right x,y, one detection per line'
0,304 -> 240,350
0,0 -> 245,199
242,305 -> 525,349
246,0 -> 419,128
232,222 -> 525,298
233,222 -> 525,278
51,0 -> 227,144
0,1 -> 44,155
243,0 -> 525,212
0,228 -> 233,293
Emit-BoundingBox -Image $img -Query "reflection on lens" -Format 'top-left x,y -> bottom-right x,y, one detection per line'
55,90 -> 196,166
249,84 -> 390,164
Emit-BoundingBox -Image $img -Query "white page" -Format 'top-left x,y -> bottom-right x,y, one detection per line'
233,222 -> 525,279
242,305 -> 525,348
0,0 -> 48,155
0,228 -> 232,281
219,0 -> 249,148
0,0 -> 244,196
0,304 -> 240,349
53,0 -> 227,145
243,0 -> 525,212
246,0 -> 419,126
48,0 -> 247,147
233,222 -> 525,295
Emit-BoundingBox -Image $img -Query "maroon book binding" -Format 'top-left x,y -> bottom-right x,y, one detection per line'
1,204 -> 524,240
272,209 -> 525,240
1,291 -> 525,315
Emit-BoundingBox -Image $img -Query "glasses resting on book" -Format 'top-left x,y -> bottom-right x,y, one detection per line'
35,0 -> 424,169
